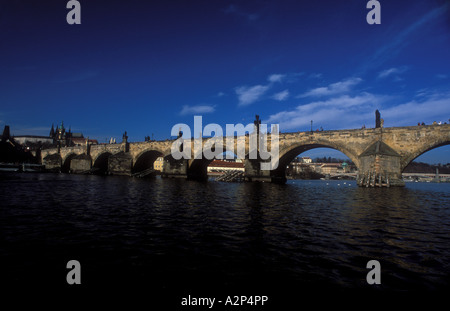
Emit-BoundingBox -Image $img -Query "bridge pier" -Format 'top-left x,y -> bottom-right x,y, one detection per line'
357,141 -> 405,187
161,157 -> 189,179
42,153 -> 62,172
70,154 -> 92,174
244,159 -> 286,183
108,152 -> 133,176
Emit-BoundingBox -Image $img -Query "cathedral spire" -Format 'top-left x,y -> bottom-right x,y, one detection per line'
50,124 -> 55,137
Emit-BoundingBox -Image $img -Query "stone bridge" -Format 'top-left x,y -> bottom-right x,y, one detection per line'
40,124 -> 450,186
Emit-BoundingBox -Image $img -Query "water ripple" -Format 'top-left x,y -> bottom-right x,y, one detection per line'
0,173 -> 449,293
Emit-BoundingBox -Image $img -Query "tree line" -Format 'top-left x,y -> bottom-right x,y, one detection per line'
403,162 -> 450,174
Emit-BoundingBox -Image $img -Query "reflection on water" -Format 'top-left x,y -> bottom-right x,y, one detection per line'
0,173 -> 449,298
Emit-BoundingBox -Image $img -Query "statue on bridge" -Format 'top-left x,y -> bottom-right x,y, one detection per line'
254,115 -> 261,135
375,110 -> 381,128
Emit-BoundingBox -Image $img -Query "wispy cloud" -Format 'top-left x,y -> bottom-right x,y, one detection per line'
266,93 -> 384,130
363,3 -> 449,72
378,66 -> 408,79
267,74 -> 286,83
180,104 -> 215,115
235,73 -> 305,106
436,74 -> 448,79
308,73 -> 323,79
235,84 -> 270,106
299,77 -> 362,98
272,90 -> 289,101
267,88 -> 450,131
382,92 -> 450,126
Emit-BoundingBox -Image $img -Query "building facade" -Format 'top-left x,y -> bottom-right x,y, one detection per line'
153,157 -> 164,171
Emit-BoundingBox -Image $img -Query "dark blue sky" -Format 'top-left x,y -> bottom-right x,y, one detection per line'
1,0 -> 449,163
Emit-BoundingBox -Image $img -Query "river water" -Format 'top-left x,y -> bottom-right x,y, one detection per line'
0,172 -> 449,305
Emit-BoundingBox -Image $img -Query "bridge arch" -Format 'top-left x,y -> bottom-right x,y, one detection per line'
62,153 -> 78,173
401,138 -> 450,172
271,141 -> 360,180
133,149 -> 166,174
187,142 -> 240,181
92,152 -> 112,174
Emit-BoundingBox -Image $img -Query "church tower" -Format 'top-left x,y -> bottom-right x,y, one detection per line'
49,124 -> 55,138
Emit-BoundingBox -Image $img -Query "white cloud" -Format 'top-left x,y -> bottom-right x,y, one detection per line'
436,74 -> 448,79
266,89 -> 450,131
299,77 -> 362,98
378,66 -> 408,79
267,74 -> 286,83
180,105 -> 215,115
267,93 -> 382,130
234,72 -> 303,106
382,92 -> 450,126
235,84 -> 270,106
272,90 -> 290,101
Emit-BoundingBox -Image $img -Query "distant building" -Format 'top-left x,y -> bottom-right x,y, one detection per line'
10,122 -> 97,150
301,157 -> 312,163
2,123 -> 97,163
288,162 -> 310,174
311,163 -> 322,169
1,125 -> 35,163
49,121 -> 87,147
1,125 -> 11,141
153,157 -> 164,171
13,135 -> 54,148
320,163 -> 342,175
